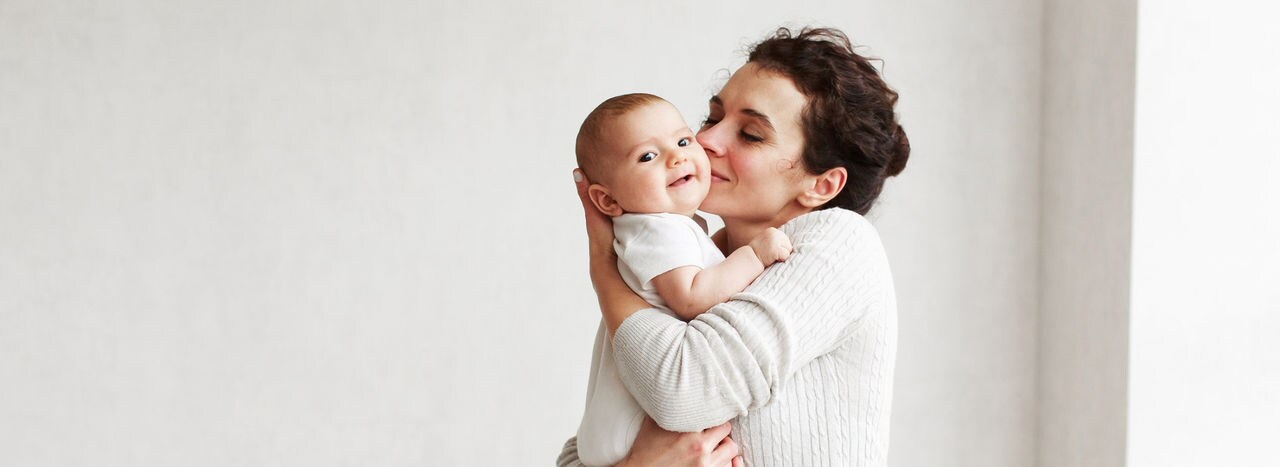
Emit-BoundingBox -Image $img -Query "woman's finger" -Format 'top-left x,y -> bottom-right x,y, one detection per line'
701,420 -> 735,464
702,421 -> 733,443
710,436 -> 741,466
573,168 -> 593,210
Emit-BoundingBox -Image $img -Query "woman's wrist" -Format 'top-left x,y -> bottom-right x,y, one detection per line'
589,258 -> 649,334
589,249 -> 617,269
588,257 -> 621,295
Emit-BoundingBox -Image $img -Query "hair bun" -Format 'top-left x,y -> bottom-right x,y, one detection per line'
885,123 -> 910,177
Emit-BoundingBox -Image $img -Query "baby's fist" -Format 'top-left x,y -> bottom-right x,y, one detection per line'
749,227 -> 793,267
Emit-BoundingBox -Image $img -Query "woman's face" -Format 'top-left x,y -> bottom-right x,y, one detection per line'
696,62 -> 811,224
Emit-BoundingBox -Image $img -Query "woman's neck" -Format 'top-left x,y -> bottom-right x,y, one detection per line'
721,205 -> 814,251
723,220 -> 770,252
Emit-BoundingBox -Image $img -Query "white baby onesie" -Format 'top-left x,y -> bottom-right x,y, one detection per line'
575,213 -> 725,466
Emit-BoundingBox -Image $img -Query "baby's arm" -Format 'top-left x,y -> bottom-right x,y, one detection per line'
651,227 -> 792,320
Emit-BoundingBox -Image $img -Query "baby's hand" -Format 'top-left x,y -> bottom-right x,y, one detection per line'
749,227 -> 793,267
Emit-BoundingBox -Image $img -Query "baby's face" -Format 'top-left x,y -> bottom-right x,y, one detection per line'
599,102 -> 710,216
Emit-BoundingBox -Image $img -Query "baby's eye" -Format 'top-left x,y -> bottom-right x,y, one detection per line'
638,152 -> 657,163
677,137 -> 691,147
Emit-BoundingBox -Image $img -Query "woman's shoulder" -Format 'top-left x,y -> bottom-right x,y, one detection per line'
779,208 -> 891,276
781,208 -> 880,244
774,209 -> 894,300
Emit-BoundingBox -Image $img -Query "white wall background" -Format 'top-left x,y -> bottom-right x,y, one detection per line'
0,1 -> 1044,465
1037,0 -> 1135,465
7,1 -> 1274,466
1128,1 -> 1280,465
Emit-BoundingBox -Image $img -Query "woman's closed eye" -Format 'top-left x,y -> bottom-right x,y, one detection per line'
702,116 -> 763,143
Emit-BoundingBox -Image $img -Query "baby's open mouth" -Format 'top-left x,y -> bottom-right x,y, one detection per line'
669,174 -> 695,187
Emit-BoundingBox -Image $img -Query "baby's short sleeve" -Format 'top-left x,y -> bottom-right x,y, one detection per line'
613,214 -> 708,288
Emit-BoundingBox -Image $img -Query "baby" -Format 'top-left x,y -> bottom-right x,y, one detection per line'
573,93 -> 792,466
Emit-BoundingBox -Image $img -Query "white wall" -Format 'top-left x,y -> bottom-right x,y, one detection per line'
874,2 -> 1043,466
0,1 -> 1044,465
1037,0 -> 1135,466
1128,1 -> 1280,465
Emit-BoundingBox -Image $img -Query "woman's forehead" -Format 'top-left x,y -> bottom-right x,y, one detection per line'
716,63 -> 806,124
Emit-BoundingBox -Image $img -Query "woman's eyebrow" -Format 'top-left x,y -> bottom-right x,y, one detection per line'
708,96 -> 774,132
741,109 -> 775,132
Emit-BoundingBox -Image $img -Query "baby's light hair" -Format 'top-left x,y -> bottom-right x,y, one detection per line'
575,93 -> 667,183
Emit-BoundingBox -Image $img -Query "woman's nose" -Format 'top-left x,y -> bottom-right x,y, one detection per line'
696,127 -> 725,158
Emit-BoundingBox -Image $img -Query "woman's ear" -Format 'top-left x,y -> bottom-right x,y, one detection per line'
587,184 -> 624,217
798,167 -> 847,208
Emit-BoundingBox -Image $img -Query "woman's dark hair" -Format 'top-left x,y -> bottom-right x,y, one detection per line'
748,27 -> 910,215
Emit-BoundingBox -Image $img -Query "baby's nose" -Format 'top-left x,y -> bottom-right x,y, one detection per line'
667,154 -> 686,168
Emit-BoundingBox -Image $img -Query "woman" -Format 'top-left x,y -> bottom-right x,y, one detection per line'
560,27 -> 909,467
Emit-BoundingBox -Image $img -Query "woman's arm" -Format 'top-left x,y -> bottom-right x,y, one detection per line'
556,437 -> 585,467
557,419 -> 745,467
572,169 -> 656,335
590,254 -> 652,337
612,209 -> 895,431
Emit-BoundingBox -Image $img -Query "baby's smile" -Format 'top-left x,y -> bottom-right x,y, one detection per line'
668,173 -> 696,187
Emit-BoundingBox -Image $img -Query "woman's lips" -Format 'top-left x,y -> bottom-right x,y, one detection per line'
710,171 -> 730,183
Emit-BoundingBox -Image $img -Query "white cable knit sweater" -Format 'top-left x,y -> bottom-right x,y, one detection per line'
559,208 -> 898,466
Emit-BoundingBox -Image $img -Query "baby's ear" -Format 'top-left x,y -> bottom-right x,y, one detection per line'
587,184 -> 624,217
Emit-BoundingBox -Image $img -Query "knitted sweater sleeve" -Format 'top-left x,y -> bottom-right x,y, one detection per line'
611,209 -> 893,432
555,436 -> 585,467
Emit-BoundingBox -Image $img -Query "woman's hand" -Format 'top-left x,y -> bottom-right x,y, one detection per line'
573,169 -> 617,263
573,169 -> 651,334
617,417 -> 745,467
